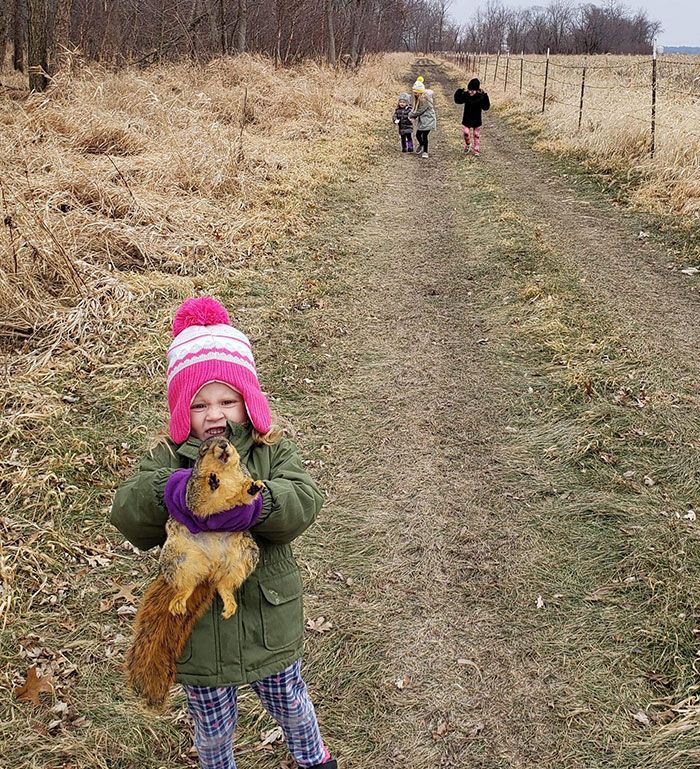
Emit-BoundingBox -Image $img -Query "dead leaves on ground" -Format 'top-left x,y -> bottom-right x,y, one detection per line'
14,666 -> 54,705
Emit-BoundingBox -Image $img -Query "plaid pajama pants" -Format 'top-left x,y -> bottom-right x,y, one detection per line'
184,659 -> 330,769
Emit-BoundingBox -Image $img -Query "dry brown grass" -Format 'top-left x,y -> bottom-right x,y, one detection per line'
0,53 -> 407,349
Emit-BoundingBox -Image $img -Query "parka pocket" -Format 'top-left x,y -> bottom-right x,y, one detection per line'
259,571 -> 304,652
176,636 -> 193,664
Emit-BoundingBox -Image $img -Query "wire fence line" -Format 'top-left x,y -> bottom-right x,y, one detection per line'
443,51 -> 700,156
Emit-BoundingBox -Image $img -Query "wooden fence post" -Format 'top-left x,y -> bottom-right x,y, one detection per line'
651,42 -> 657,157
519,51 -> 524,95
504,52 -> 510,92
484,54 -> 489,82
541,47 -> 550,113
493,52 -> 500,84
578,56 -> 587,130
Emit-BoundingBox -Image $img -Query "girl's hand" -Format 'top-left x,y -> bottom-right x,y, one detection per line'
164,468 -> 263,533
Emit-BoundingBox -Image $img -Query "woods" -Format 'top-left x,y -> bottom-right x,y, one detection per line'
462,1 -> 661,55
2,1 -> 661,93
0,0 -> 461,85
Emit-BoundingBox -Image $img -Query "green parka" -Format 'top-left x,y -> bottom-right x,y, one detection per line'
110,420 -> 323,687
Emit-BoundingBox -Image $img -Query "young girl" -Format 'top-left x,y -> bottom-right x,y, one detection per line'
409,76 -> 437,159
111,296 -> 336,769
454,78 -> 490,156
393,91 -> 414,153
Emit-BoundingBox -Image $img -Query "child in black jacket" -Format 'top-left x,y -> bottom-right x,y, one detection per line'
393,91 -> 414,153
454,78 -> 490,156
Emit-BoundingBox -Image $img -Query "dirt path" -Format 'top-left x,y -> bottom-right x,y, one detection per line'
294,68 -> 571,769
287,64 -> 700,769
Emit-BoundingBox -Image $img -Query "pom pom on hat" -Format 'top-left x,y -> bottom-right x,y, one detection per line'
167,296 -> 272,443
172,296 -> 230,337
412,76 -> 426,93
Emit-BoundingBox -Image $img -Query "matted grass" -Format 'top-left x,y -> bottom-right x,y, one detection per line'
454,141 -> 700,767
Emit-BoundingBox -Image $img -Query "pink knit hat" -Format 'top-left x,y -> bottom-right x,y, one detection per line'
166,297 -> 272,443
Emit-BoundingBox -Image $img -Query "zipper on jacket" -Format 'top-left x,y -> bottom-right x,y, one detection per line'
237,586 -> 244,679
212,595 -> 222,676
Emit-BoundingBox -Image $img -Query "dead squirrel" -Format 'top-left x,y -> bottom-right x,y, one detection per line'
125,438 -> 262,709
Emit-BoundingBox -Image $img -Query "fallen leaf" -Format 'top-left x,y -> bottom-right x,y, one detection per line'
633,710 -> 650,726
584,586 -> 616,602
680,267 -> 699,276
394,675 -> 411,689
643,475 -> 655,487
14,667 -> 54,705
258,726 -> 283,748
457,658 -> 483,678
305,616 -> 333,633
536,594 -> 545,609
112,583 -> 138,604
50,700 -> 70,716
70,716 -> 92,728
431,718 -> 449,739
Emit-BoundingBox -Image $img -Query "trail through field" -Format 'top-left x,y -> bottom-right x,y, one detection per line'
294,63 -> 700,769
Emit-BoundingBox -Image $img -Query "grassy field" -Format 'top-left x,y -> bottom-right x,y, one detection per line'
446,52 -> 700,241
2,51 -> 700,769
0,52 -> 410,768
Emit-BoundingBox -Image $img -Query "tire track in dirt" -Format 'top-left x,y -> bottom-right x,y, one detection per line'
481,98 -> 700,387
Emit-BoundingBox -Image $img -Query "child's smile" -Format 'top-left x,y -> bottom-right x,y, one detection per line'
190,381 -> 247,440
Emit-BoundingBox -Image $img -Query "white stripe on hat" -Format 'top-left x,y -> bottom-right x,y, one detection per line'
167,348 -> 257,385
168,324 -> 252,355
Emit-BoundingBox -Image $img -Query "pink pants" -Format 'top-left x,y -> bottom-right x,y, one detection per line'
462,126 -> 481,152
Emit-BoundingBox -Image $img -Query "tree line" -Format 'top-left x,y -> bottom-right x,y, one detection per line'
0,1 -> 661,92
460,0 -> 661,56
0,0 -> 461,90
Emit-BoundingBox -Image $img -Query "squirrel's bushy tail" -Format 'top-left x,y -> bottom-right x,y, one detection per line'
125,576 -> 215,709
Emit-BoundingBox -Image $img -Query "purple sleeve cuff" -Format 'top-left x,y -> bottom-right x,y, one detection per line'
164,468 -> 191,517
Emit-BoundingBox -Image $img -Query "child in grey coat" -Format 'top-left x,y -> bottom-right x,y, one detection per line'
409,77 -> 437,158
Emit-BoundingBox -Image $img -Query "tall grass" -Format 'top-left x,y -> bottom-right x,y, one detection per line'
0,53 -> 407,352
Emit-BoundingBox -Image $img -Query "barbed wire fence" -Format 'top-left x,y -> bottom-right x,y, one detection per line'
443,50 -> 700,159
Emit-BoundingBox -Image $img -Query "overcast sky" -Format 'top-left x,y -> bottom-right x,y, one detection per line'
449,1 -> 699,47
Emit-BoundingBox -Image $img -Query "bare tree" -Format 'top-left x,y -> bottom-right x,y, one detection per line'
52,0 -> 73,68
27,0 -> 49,89
235,0 -> 248,53
349,0 -> 368,67
12,0 -> 24,72
325,0 -> 336,66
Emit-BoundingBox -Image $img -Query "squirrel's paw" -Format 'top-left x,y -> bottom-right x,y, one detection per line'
168,595 -> 188,616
